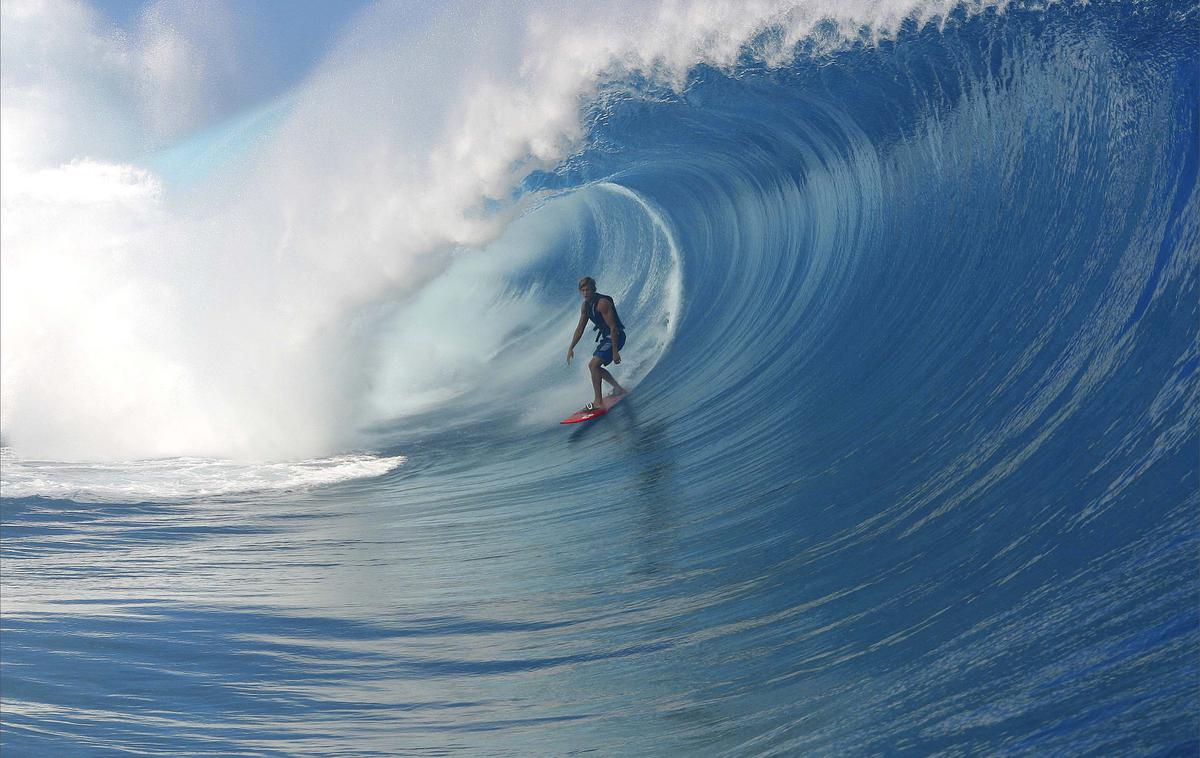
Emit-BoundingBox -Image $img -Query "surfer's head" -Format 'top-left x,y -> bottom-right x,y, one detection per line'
578,276 -> 596,299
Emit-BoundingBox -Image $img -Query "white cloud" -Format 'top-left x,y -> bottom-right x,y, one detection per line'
133,0 -> 249,139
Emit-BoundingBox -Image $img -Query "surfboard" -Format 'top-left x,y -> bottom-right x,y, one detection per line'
559,392 -> 628,424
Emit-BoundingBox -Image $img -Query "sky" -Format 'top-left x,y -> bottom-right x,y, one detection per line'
90,0 -> 374,71
87,0 -> 375,136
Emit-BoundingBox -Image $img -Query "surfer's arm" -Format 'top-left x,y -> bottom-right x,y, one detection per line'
567,307 -> 588,364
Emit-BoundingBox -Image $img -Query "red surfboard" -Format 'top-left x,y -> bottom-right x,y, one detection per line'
560,392 -> 629,424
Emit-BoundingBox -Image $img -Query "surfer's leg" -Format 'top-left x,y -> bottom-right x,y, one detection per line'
598,333 -> 626,396
598,367 -> 625,396
588,357 -> 605,406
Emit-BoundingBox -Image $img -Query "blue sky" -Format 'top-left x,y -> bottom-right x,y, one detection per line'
91,0 -> 376,107
93,0 -> 373,57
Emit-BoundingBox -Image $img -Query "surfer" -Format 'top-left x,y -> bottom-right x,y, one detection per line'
567,276 -> 627,412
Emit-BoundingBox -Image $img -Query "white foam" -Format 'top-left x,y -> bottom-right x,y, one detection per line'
0,446 -> 406,503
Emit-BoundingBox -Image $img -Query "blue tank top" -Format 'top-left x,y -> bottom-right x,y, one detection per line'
588,294 -> 625,341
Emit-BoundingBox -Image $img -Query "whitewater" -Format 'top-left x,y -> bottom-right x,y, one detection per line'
2,0 -> 1197,754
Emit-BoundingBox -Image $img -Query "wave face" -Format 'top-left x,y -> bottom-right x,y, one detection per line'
2,1 -> 1198,755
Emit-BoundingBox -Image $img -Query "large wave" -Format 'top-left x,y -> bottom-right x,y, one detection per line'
3,0 -> 996,464
1,1 -> 1196,752
3,0 -> 1195,500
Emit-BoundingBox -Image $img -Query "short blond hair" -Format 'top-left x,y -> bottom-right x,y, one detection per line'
578,276 -> 596,290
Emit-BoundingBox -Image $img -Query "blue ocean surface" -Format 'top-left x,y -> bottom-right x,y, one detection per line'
2,1 -> 1198,755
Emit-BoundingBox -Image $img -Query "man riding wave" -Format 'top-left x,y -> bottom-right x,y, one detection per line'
566,276 -> 627,412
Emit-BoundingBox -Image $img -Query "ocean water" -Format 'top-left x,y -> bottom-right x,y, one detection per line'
2,1 -> 1198,755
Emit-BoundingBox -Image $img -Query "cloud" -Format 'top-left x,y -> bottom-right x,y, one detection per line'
0,0 -> 138,167
133,0 -> 251,139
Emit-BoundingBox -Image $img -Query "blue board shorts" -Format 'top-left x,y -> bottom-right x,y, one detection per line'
594,332 -> 626,366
